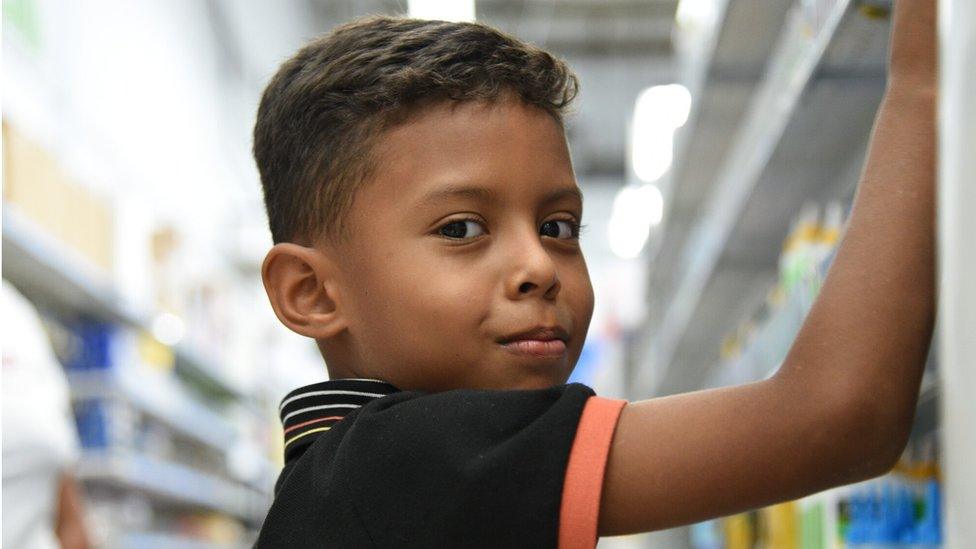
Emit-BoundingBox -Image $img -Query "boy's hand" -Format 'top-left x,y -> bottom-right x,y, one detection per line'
888,0 -> 937,91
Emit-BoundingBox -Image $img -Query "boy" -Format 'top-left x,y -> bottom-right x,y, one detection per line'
253,0 -> 936,546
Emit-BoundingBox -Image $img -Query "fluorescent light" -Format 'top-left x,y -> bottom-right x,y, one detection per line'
631,84 -> 692,183
676,0 -> 719,29
608,184 -> 665,259
408,0 -> 475,22
636,84 -> 691,129
632,124 -> 674,184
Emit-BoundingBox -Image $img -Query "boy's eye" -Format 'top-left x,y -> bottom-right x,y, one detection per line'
439,219 -> 486,239
540,219 -> 579,239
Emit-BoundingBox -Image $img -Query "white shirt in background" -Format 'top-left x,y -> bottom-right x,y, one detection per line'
2,281 -> 81,549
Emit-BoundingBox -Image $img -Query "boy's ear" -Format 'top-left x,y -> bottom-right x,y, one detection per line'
261,243 -> 348,340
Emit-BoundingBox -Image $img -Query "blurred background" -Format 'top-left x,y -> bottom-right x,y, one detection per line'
2,0 -> 973,547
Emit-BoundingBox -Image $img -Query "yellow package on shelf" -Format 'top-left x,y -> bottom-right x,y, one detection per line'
2,122 -> 114,273
724,512 -> 755,549
759,501 -> 800,549
137,331 -> 176,373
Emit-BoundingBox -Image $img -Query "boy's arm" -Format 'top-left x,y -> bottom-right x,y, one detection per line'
598,0 -> 936,535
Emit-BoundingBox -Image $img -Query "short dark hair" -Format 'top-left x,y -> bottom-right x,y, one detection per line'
253,15 -> 579,245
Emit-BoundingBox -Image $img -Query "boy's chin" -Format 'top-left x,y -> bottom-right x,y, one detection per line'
490,369 -> 572,391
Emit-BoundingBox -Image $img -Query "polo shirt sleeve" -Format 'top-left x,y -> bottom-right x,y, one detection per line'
338,382 -> 626,548
559,394 -> 628,548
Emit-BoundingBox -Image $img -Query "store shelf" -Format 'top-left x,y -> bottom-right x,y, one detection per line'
708,301 -> 940,441
172,344 -> 247,403
2,205 -> 145,326
77,450 -> 270,523
2,205 -> 246,401
641,0 -> 891,393
68,369 -> 238,453
702,237 -> 940,440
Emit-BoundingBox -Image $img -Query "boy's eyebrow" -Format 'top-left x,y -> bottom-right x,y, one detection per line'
418,184 -> 584,208
419,184 -> 497,205
543,186 -> 585,207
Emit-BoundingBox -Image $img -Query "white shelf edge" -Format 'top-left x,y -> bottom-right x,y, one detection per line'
2,204 -> 147,325
77,450 -> 270,523
68,369 -> 238,454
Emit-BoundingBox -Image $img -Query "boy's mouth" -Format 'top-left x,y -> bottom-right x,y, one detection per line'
497,326 -> 569,358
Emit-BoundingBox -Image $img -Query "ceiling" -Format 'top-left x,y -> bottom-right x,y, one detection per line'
479,0 -> 679,179
213,0 -> 679,181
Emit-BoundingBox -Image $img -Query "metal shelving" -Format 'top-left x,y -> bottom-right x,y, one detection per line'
2,205 -> 246,401
939,0 -> 976,538
67,369 -> 238,454
2,205 -> 146,327
638,0 -> 892,395
77,450 -> 268,524
702,243 -> 940,439
2,204 -> 273,545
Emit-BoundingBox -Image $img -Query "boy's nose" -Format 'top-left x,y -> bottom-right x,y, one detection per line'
505,235 -> 561,301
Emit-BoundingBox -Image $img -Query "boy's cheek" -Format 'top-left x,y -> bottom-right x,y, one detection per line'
572,271 -> 596,319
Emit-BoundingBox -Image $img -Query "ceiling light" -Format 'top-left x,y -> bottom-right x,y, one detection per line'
676,0 -> 720,29
408,0 -> 475,22
631,84 -> 692,184
608,184 -> 665,259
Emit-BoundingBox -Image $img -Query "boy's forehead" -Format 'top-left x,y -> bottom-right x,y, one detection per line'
364,98 -> 577,205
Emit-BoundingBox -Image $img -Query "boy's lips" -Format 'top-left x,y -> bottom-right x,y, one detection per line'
497,325 -> 569,344
497,326 -> 569,358
500,338 -> 567,358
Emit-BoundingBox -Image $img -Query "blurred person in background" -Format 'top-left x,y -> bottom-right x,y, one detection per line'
2,282 -> 91,549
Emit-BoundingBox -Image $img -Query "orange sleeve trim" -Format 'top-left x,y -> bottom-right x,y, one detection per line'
558,396 -> 627,549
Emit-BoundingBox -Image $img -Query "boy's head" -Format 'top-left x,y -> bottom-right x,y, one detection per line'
255,16 -> 594,392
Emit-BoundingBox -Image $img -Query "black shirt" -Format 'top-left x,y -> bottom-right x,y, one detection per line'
256,378 -> 600,548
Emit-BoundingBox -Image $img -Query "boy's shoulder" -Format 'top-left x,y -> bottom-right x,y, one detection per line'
257,378 -> 616,548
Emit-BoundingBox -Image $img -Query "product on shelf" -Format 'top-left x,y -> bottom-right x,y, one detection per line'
843,434 -> 942,548
779,202 -> 821,294
2,123 -> 115,273
699,199 -> 942,548
699,457 -> 942,549
714,201 -> 848,387
844,478 -> 941,547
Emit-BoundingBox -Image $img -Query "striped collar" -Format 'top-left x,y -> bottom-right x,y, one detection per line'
279,378 -> 400,461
